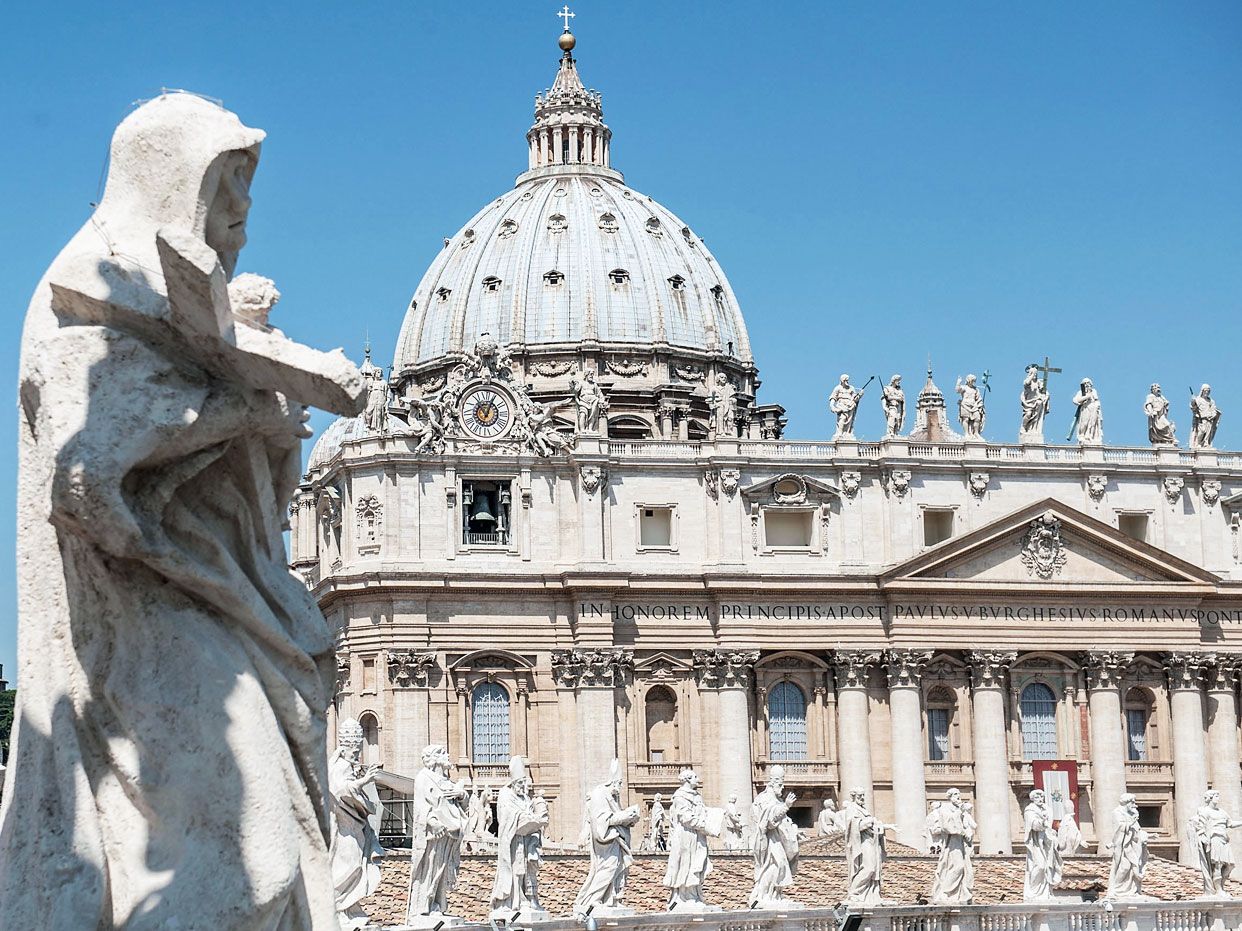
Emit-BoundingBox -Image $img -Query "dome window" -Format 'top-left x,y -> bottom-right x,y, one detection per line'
668,275 -> 686,291
543,270 -> 565,288
481,276 -> 502,293
498,219 -> 519,239
681,227 -> 697,247
609,268 -> 630,287
644,217 -> 663,237
598,213 -> 619,234
547,214 -> 568,234
436,287 -> 451,303
460,229 -> 476,248
710,285 -> 726,312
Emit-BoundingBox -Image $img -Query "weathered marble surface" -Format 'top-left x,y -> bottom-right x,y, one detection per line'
748,766 -> 802,909
1107,794 -> 1149,899
928,789 -> 975,905
1023,790 -> 1064,901
573,759 -> 640,918
1191,790 -> 1242,897
330,718 -> 385,930
0,92 -> 363,929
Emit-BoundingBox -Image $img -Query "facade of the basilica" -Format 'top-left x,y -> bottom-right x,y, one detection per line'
292,27 -> 1242,868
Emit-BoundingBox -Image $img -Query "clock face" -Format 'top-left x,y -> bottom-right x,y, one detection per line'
460,386 -> 514,440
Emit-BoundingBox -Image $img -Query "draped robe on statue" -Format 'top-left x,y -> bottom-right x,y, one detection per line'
573,783 -> 634,916
929,803 -> 974,904
328,748 -> 384,929
748,786 -> 800,907
1108,804 -> 1148,898
491,783 -> 544,914
406,763 -> 466,919
843,802 -> 887,905
1023,801 -> 1063,900
663,783 -> 717,906
0,93 -> 362,930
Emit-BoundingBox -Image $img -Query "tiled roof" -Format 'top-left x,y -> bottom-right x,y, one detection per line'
361,851 -> 1235,926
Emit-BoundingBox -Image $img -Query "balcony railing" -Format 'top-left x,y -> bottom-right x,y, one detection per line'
753,758 -> 838,783
1125,759 -> 1174,781
629,761 -> 697,784
925,760 -> 975,779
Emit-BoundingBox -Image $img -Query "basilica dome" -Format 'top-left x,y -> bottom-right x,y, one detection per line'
392,30 -> 754,400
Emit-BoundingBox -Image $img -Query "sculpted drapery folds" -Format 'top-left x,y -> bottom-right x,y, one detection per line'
1190,384 -> 1223,449
328,718 -> 384,930
1108,793 -> 1149,899
1020,364 -> 1050,440
829,374 -> 863,439
1072,378 -> 1104,444
490,757 -> 548,918
881,374 -> 905,436
1023,789 -> 1063,901
1144,383 -> 1178,446
748,766 -> 802,909
929,789 -> 975,905
1190,790 -> 1242,897
955,374 -> 986,438
0,93 -> 364,929
843,787 -> 892,905
406,744 -> 468,921
573,759 -> 640,918
663,768 -> 722,910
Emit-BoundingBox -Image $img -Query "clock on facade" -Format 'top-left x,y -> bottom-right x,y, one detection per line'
459,385 -> 514,440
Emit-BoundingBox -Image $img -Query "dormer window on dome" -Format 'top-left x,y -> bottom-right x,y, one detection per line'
598,212 -> 618,233
544,270 -> 565,287
548,214 -> 568,233
498,219 -> 519,238
609,268 -> 630,287
668,275 -> 686,291
460,229 -> 476,248
482,276 -> 502,293
436,287 -> 451,303
645,218 -> 662,237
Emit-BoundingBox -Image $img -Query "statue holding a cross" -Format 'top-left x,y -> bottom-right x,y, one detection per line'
1020,360 -> 1054,443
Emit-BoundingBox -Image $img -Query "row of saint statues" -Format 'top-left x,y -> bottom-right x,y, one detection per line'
327,721 -> 1242,926
829,368 -> 1224,447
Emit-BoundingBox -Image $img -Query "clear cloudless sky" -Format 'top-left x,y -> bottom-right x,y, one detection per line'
0,1 -> 1239,677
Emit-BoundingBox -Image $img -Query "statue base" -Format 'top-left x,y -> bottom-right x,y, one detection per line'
754,897 -> 805,911
401,914 -> 466,930
668,901 -> 723,914
577,905 -> 637,919
489,907 -> 552,926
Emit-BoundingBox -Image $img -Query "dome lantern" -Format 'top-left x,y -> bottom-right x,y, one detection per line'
527,8 -> 611,171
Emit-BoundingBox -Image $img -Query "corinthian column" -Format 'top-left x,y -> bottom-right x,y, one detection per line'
968,650 -> 1017,854
552,648 -> 634,809
886,649 -> 933,851
1165,652 -> 1212,865
1084,651 -> 1132,848
1206,656 -> 1242,851
833,650 -> 879,803
693,649 -> 758,828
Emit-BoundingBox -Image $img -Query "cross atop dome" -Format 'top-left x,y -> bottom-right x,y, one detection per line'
526,7 -> 612,171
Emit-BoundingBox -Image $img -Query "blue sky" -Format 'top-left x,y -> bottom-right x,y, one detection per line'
0,1 -> 1239,678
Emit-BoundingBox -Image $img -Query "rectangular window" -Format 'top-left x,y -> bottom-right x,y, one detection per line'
639,507 -> 674,549
650,749 -> 664,763
764,510 -> 813,548
927,708 -> 950,761
1118,513 -> 1149,542
924,509 -> 954,546
462,480 -> 513,547
1126,709 -> 1149,761
362,657 -> 376,692
1137,805 -> 1162,829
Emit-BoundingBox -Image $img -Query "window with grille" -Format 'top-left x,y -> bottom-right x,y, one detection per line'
1126,708 -> 1149,761
1020,683 -> 1058,760
609,268 -> 630,286
544,270 -> 564,287
927,707 -> 951,761
768,681 -> 808,760
471,682 -> 511,763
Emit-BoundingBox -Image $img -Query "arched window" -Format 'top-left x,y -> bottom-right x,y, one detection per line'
768,681 -> 808,760
1020,683 -> 1058,761
359,712 -> 380,767
926,686 -> 956,762
1125,687 -> 1155,761
471,682 -> 511,763
608,416 -> 653,441
645,685 -> 678,762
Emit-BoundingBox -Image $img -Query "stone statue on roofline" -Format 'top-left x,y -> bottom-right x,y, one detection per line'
842,786 -> 895,905
1023,788 -> 1063,901
1145,383 -> 1177,446
955,374 -> 986,439
928,788 -> 974,905
570,369 -> 609,433
1190,384 -> 1223,449
573,758 -> 640,919
748,764 -> 803,910
406,744 -> 469,927
0,92 -> 364,928
663,767 -> 724,912
881,374 -> 905,437
490,756 -> 549,923
329,717 -> 384,930
1106,793 -> 1149,900
829,374 -> 864,440
1070,378 -> 1104,444
1020,364 -> 1050,442
1190,789 -> 1242,898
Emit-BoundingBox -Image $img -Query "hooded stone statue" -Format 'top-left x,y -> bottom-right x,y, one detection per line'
0,92 -> 362,928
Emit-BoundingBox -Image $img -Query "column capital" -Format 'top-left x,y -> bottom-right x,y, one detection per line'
552,647 -> 634,689
386,649 -> 438,689
885,649 -> 933,688
833,649 -> 882,690
1205,653 -> 1242,692
693,648 -> 759,688
1083,651 -> 1134,690
1163,651 -> 1214,691
967,650 -> 1018,689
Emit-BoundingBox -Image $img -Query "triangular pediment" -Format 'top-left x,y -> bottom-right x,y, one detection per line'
881,498 -> 1217,587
